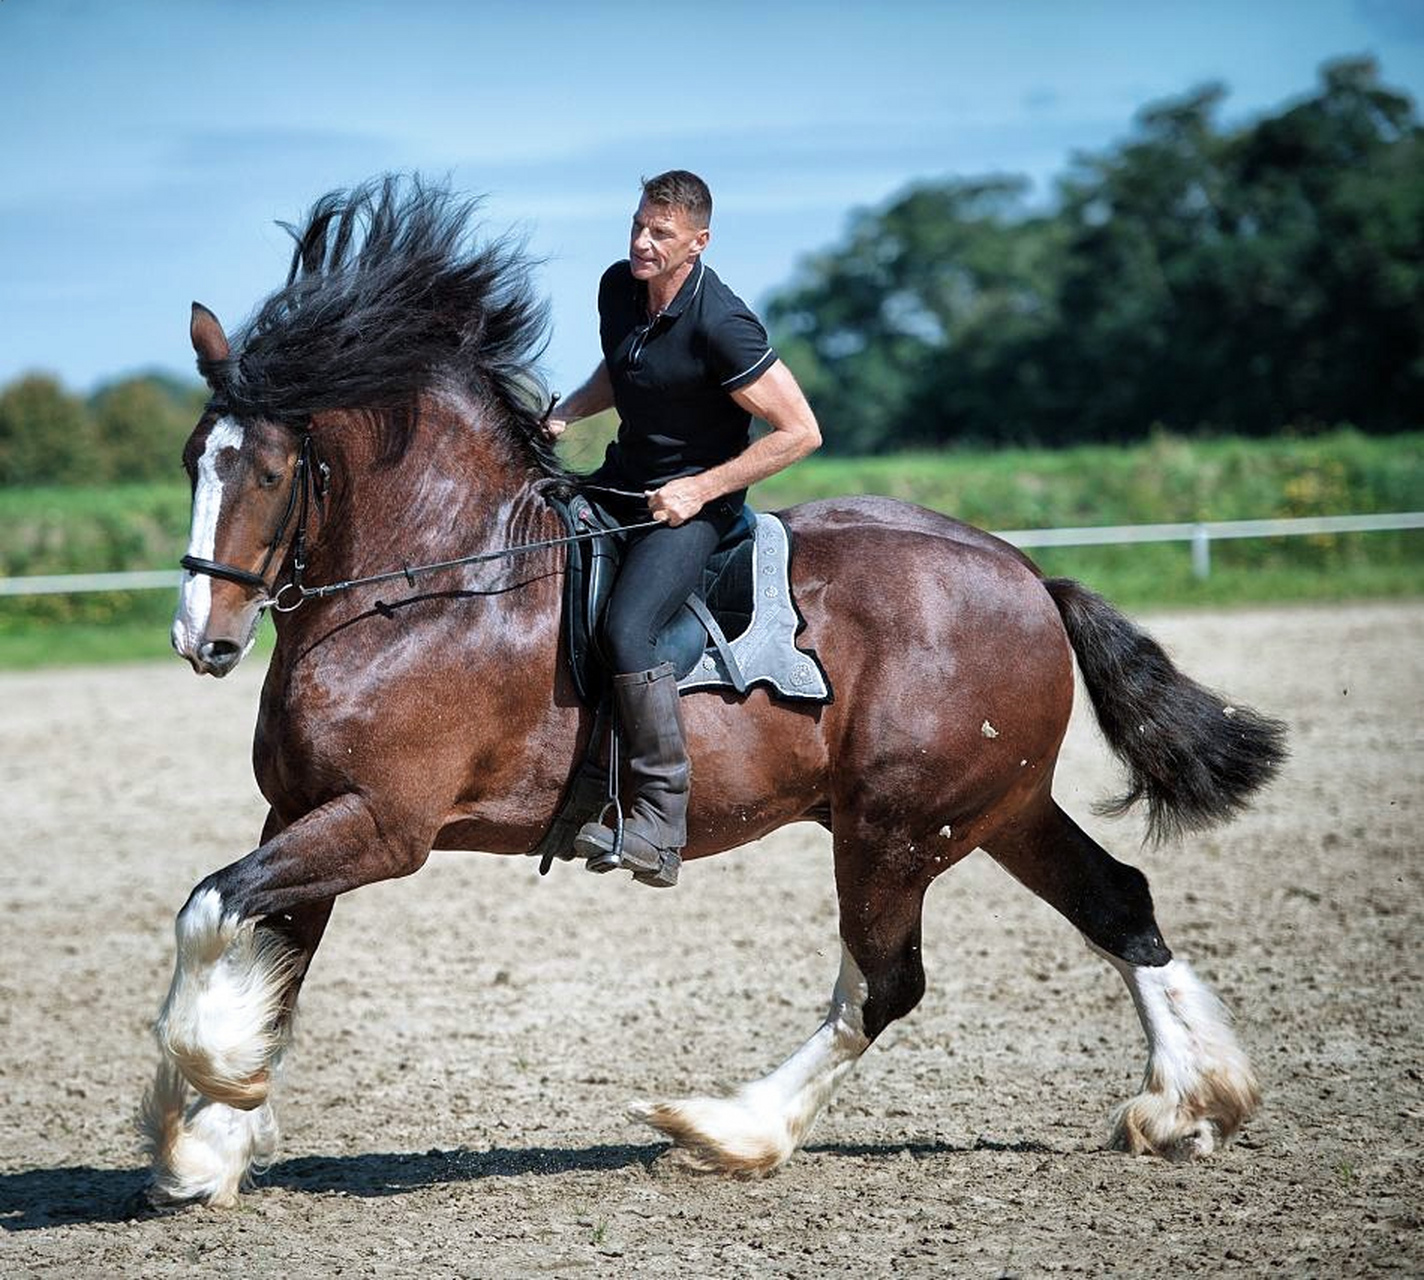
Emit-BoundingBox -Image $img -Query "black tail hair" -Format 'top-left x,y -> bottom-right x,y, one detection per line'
1045,578 -> 1288,843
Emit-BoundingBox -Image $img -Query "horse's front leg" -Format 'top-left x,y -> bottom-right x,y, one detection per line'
140,895 -> 333,1209
142,793 -> 431,1206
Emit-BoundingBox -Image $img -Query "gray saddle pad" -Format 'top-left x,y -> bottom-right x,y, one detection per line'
675,511 -> 830,701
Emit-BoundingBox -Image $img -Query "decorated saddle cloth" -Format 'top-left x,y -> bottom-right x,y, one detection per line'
549,491 -> 832,707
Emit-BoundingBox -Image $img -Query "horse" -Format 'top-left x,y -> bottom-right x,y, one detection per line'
143,178 -> 1287,1207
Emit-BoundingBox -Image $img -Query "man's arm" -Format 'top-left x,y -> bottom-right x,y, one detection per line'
646,360 -> 821,526
543,361 -> 614,439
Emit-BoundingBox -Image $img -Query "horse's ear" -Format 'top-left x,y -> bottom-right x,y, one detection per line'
191,302 -> 230,365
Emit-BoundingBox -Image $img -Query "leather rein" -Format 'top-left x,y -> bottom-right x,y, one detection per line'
179,431 -> 661,614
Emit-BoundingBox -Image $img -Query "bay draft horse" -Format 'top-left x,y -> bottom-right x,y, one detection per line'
144,179 -> 1287,1207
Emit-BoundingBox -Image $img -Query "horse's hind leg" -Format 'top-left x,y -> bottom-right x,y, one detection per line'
632,823 -> 930,1175
985,798 -> 1260,1159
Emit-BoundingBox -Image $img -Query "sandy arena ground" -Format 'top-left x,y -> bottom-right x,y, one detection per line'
0,601 -> 1420,1277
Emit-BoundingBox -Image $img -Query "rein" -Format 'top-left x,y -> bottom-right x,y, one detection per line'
291,512 -> 661,610
179,432 -> 661,613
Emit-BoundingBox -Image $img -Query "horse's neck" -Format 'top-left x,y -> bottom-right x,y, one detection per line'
313,398 -> 547,576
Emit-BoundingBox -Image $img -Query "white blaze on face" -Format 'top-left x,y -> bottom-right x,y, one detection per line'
172,417 -> 244,654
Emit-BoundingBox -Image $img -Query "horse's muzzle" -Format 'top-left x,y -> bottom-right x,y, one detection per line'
194,639 -> 243,677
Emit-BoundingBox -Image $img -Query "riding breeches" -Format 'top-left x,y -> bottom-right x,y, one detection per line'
601,499 -> 740,675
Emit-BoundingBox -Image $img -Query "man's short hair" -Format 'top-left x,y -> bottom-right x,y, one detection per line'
640,170 -> 712,229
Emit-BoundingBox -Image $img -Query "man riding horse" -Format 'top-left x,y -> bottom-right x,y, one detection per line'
151,176 -> 1282,1204
546,170 -> 821,888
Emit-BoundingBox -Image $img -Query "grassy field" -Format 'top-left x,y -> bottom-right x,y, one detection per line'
1,428 -> 1419,667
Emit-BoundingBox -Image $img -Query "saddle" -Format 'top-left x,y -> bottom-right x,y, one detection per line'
530,489 -> 832,871
547,490 -> 832,707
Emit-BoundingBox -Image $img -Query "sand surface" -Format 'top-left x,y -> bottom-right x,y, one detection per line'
1,602 -> 1420,1277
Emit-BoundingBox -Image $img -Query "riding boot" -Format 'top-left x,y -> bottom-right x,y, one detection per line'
575,662 -> 687,888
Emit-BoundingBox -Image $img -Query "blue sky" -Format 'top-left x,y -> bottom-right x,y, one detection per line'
2,0 -> 1421,398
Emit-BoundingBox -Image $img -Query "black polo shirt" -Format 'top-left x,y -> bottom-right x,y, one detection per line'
590,258 -> 776,506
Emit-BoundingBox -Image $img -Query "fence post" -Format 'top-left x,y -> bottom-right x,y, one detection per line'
1191,523 -> 1211,579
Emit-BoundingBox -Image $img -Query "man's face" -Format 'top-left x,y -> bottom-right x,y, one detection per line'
629,199 -> 709,285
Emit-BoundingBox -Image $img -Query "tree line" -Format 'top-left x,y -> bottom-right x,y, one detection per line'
0,372 -> 204,487
766,57 -> 1423,451
2,56 -> 1419,483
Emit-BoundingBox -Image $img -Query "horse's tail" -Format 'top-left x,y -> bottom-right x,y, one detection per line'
1044,577 -> 1287,843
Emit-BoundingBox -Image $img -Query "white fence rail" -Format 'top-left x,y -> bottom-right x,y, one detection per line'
0,569 -> 182,597
1,511 -> 1421,596
996,511 -> 1424,579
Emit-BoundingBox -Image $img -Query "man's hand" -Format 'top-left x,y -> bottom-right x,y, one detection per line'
646,476 -> 709,527
545,362 -> 615,442
657,361 -> 820,511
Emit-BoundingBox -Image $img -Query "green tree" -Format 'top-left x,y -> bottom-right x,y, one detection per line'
1047,57 -> 1423,439
768,178 -> 1062,451
766,57 -> 1424,451
89,375 -> 204,482
0,374 -> 99,485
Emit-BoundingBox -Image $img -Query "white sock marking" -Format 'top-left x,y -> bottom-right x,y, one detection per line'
740,943 -> 870,1142
156,887 -> 296,1106
1096,947 -> 1259,1156
1108,956 -> 1234,1096
141,1054 -> 280,1207
631,944 -> 871,1172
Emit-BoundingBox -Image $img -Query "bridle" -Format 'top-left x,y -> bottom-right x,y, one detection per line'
178,424 -> 660,615
180,430 -> 329,613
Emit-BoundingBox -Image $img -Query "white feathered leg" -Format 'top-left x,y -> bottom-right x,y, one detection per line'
631,943 -> 870,1175
1099,949 -> 1260,1159
139,1055 -> 281,1208
143,886 -> 298,1206
154,887 -> 297,1109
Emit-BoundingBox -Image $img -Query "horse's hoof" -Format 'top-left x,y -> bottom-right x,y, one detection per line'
629,1096 -> 788,1176
127,1185 -> 200,1218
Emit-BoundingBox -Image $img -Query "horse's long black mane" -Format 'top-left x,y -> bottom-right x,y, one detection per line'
200,176 -> 566,475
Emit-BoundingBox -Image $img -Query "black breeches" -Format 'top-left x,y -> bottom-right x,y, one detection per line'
602,505 -> 738,674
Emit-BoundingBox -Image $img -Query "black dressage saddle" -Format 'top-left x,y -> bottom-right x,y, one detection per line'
547,490 -> 759,707
531,488 -> 832,872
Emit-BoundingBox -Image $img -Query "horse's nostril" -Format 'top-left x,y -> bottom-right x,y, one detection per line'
198,640 -> 242,670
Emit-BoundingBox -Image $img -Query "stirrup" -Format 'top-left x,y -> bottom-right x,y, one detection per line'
575,815 -> 680,888
575,798 -> 628,872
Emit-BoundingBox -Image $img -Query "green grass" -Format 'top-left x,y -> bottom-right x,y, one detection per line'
1027,537 -> 1423,609
747,427 -> 1424,525
0,613 -> 178,668
0,598 -> 278,669
0,480 -> 191,575
747,426 -> 1424,610
2,427 -> 1420,667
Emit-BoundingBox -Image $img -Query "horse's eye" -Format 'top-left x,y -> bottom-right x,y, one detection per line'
258,470 -> 283,489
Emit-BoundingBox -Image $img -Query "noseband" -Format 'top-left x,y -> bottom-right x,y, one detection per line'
180,431 -> 328,613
